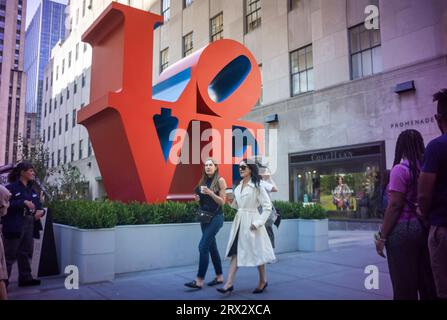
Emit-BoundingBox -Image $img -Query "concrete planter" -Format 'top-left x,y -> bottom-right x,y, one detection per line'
53,224 -> 115,283
298,219 -> 329,252
73,228 -> 115,283
53,219 -> 300,284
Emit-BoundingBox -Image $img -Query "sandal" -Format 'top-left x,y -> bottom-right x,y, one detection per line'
184,280 -> 202,289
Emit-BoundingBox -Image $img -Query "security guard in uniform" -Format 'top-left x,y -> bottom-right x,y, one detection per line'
2,162 -> 44,287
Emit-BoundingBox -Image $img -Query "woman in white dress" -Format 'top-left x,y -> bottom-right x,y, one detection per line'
217,160 -> 275,294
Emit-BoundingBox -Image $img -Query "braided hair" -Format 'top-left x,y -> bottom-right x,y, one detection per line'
393,130 -> 425,187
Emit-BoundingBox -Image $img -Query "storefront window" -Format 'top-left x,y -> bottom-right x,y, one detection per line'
290,142 -> 386,219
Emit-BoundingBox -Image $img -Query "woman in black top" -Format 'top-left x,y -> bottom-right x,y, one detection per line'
184,158 -> 227,289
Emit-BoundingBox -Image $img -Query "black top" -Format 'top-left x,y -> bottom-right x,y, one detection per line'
195,177 -> 223,215
421,134 -> 447,226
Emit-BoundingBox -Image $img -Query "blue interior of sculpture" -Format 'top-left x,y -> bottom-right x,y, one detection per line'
232,125 -> 259,158
208,55 -> 251,103
153,108 -> 179,161
152,68 -> 192,102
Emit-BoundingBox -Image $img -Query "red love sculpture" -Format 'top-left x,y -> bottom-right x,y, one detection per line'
78,3 -> 263,203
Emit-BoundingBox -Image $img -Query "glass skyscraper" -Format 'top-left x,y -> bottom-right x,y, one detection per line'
24,0 -> 66,138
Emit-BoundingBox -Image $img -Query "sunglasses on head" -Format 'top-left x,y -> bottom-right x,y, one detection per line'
239,165 -> 247,171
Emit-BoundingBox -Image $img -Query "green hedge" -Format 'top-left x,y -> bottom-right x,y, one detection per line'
49,200 -> 326,229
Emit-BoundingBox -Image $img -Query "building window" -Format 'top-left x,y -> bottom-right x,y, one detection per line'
44,103 -> 47,117
65,114 -> 69,131
64,146 -> 67,164
71,143 -> 75,162
349,24 -> 382,80
67,88 -> 70,100
43,129 -> 46,142
79,140 -> 83,160
82,0 -> 86,17
45,77 -> 48,91
245,0 -> 261,33
183,32 -> 193,57
289,0 -> 300,11
257,64 -> 263,105
26,120 -> 31,139
74,81 -> 77,94
49,99 -> 52,113
290,44 -> 314,96
88,140 -> 92,157
62,59 -> 65,74
59,118 -> 62,135
76,43 -> 79,60
48,126 -> 51,142
82,73 -> 86,87
57,150 -> 61,166
53,122 -> 56,138
160,48 -> 169,73
60,94 -> 63,106
210,13 -> 223,42
289,142 -> 385,219
162,0 -> 170,22
72,109 -> 76,127
184,0 -> 193,8
68,51 -> 72,68
51,152 -> 54,167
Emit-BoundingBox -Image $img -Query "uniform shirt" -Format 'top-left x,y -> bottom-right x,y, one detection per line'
1,180 -> 43,237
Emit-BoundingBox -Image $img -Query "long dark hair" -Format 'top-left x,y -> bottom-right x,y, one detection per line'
8,161 -> 34,184
242,158 -> 261,187
196,158 -> 221,193
393,130 -> 425,187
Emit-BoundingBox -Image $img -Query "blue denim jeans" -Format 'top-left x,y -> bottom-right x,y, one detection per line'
197,213 -> 224,279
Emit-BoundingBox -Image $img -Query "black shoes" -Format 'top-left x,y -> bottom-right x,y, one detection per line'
217,286 -> 234,294
207,278 -> 224,287
184,280 -> 202,289
18,279 -> 41,287
253,282 -> 268,294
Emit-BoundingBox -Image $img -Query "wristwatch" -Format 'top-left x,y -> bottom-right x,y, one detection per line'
374,231 -> 386,243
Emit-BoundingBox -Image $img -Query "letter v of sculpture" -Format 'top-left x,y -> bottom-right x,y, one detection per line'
78,3 -> 263,203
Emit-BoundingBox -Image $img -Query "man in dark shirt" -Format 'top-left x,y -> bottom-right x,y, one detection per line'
418,88 -> 447,300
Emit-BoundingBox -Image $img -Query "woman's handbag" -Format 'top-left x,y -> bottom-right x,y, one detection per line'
273,207 -> 281,228
196,206 -> 220,224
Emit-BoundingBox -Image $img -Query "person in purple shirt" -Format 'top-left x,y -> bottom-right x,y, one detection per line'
375,129 -> 437,300
418,89 -> 447,300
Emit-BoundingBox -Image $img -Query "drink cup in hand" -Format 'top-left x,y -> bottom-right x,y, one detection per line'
226,188 -> 234,201
200,186 -> 206,194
